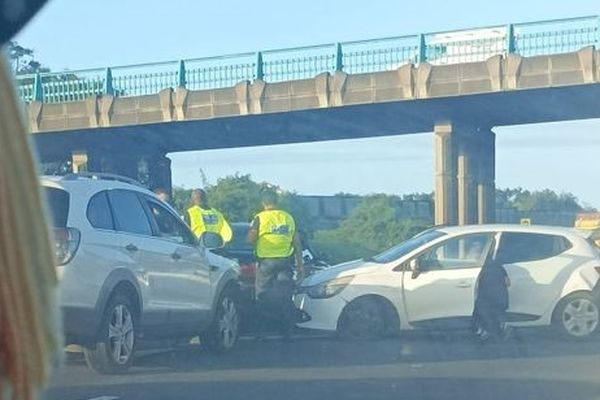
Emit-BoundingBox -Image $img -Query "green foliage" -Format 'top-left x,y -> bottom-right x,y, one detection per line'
401,192 -> 433,202
337,195 -> 426,250
8,41 -> 49,75
205,174 -> 269,222
495,187 -> 586,212
171,174 -> 313,234
312,230 -> 372,264
313,194 -> 428,264
171,186 -> 193,215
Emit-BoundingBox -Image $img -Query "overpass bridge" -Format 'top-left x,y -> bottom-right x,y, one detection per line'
19,15 -> 600,225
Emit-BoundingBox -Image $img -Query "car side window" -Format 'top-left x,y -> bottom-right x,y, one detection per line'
417,233 -> 494,271
86,191 -> 114,230
496,232 -> 572,264
144,199 -> 196,245
107,189 -> 153,236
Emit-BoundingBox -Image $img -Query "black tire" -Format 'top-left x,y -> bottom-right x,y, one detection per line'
202,286 -> 240,353
83,294 -> 137,374
552,292 -> 600,340
337,297 -> 387,340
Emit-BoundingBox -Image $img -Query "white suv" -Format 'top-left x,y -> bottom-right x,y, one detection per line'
42,174 -> 241,374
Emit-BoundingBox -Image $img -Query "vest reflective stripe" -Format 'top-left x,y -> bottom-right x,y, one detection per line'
187,206 -> 232,242
255,209 -> 295,258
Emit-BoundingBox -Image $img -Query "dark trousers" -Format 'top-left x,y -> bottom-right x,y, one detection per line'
473,301 -> 506,339
255,257 -> 296,335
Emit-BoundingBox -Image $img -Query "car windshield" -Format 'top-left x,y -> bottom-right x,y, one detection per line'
370,229 -> 446,263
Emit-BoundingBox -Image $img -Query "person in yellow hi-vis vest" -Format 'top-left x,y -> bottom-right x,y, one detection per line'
248,191 -> 304,340
185,189 -> 233,243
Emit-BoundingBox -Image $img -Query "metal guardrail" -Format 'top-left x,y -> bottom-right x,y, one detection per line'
16,15 -> 600,103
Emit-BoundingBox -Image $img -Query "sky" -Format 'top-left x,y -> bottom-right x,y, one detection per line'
14,0 -> 600,208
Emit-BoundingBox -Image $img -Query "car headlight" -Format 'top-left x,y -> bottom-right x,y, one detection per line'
306,276 -> 354,299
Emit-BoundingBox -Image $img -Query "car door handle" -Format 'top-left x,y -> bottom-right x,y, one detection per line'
125,243 -> 138,252
171,252 -> 181,261
456,282 -> 472,288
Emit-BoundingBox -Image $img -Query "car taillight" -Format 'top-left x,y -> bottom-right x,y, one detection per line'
239,263 -> 256,279
53,227 -> 81,266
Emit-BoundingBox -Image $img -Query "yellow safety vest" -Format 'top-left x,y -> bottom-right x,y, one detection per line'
255,209 -> 296,258
187,205 -> 232,243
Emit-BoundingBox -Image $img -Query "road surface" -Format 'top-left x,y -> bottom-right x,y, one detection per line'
44,330 -> 600,400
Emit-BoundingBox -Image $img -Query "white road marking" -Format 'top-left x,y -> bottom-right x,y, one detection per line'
84,396 -> 119,400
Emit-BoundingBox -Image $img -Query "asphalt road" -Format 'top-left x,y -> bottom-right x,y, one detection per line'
44,330 -> 600,400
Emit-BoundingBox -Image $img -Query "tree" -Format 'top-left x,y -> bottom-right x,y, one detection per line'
312,194 -> 428,264
495,187 -> 587,212
338,194 -> 426,249
401,192 -> 433,202
171,174 -> 314,235
171,186 -> 193,215
206,174 -> 267,222
7,41 -> 49,75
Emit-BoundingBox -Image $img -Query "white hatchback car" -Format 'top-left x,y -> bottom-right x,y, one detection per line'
295,225 -> 600,340
42,173 -> 241,374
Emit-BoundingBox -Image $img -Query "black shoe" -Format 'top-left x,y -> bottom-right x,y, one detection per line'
295,309 -> 311,323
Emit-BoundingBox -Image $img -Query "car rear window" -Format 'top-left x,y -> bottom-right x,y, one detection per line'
224,224 -> 254,251
44,187 -> 69,228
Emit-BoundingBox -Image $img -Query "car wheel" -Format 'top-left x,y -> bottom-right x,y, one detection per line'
337,297 -> 386,340
202,286 -> 240,353
553,292 -> 600,339
83,294 -> 137,374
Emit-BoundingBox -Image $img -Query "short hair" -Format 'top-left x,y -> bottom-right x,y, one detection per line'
261,190 -> 278,206
154,188 -> 168,195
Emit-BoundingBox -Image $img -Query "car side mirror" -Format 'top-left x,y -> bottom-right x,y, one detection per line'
201,232 -> 224,250
409,259 -> 421,279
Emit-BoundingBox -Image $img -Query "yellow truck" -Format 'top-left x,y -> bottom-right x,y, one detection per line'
574,213 -> 600,247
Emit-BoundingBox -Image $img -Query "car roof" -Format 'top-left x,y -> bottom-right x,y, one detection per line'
436,224 -> 590,238
40,174 -> 154,196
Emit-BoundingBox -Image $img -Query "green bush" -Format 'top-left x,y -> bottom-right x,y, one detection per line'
312,230 -> 373,265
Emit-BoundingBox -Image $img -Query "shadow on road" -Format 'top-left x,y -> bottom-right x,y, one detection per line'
44,376 -> 600,400
111,328 -> 600,374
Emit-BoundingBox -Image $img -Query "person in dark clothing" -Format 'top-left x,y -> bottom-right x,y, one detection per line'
473,253 -> 511,341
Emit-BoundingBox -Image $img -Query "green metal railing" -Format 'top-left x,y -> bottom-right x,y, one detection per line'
16,15 -> 600,103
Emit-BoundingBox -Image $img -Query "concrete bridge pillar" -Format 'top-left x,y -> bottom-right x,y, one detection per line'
457,137 -> 478,225
147,154 -> 172,194
434,123 -> 457,225
476,129 -> 496,223
434,124 -> 495,226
